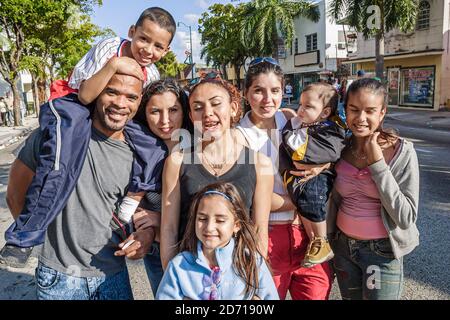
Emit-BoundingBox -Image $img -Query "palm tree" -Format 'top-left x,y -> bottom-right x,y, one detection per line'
240,0 -> 320,59
329,0 -> 420,79
156,51 -> 186,79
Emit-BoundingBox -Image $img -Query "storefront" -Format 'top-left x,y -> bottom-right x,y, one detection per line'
399,66 -> 435,108
346,50 -> 445,111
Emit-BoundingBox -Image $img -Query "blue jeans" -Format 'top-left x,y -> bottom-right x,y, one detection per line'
143,242 -> 164,296
35,262 -> 133,300
330,230 -> 403,300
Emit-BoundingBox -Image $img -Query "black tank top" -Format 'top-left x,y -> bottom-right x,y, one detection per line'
178,146 -> 256,240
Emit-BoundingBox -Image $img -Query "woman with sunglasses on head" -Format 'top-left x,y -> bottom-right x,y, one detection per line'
127,78 -> 193,296
160,76 -> 274,271
236,57 -> 333,300
156,182 -> 278,300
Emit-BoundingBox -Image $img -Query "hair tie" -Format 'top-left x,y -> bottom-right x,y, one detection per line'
203,190 -> 231,202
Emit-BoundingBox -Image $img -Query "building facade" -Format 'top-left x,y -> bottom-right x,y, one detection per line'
344,0 -> 450,110
278,0 -> 354,101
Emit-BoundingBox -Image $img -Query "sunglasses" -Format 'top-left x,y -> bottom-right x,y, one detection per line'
188,71 -> 222,88
200,266 -> 221,300
249,57 -> 280,68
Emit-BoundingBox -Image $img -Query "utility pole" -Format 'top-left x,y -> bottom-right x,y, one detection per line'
177,21 -> 195,79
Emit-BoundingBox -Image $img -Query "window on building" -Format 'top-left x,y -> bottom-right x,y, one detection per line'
351,63 -> 357,75
306,33 -> 317,52
290,40 -> 293,55
400,67 -> 434,108
337,31 -> 346,50
295,38 -> 298,54
416,1 -> 430,30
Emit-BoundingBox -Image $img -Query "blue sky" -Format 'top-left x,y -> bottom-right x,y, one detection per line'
91,0 -> 246,65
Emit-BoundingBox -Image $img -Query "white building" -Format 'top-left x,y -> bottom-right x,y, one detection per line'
0,33 -> 34,106
278,0 -> 355,101
0,71 -> 34,107
344,0 -> 450,110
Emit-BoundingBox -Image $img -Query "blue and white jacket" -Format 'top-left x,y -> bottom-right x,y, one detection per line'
5,94 -> 167,247
156,239 -> 279,300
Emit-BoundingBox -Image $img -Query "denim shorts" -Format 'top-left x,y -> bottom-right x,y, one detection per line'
35,262 -> 133,300
285,172 -> 334,222
330,230 -> 403,300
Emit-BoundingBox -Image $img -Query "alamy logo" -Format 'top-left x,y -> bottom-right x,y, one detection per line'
366,265 -> 381,290
367,5 -> 381,30
66,265 -> 82,290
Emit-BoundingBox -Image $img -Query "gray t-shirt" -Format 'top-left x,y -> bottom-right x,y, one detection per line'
19,127 -> 134,277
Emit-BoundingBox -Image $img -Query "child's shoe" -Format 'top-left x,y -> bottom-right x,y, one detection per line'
301,236 -> 334,268
0,244 -> 33,268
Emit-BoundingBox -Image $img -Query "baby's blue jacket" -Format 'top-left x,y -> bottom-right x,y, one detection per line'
156,238 -> 279,300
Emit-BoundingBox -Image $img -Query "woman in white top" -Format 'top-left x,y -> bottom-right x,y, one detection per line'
236,57 -> 333,300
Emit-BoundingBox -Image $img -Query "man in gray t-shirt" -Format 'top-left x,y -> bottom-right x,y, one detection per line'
6,70 -> 156,300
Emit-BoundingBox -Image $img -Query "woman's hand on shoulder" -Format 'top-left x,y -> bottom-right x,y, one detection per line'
280,108 -> 297,120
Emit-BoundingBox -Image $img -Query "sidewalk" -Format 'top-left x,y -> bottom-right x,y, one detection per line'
0,116 -> 39,150
386,107 -> 450,131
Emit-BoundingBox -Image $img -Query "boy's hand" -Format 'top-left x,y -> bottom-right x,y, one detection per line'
364,132 -> 383,165
114,228 -> 155,260
133,208 -> 161,230
110,56 -> 144,81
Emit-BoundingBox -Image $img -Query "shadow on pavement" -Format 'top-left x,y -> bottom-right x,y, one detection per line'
0,265 -> 37,300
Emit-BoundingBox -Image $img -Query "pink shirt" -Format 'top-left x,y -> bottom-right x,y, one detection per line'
334,159 -> 389,240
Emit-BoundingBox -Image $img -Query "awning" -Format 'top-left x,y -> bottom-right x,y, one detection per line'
342,49 -> 444,64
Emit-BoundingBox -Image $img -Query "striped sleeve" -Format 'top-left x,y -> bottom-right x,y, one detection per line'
68,37 -> 121,89
144,64 -> 160,87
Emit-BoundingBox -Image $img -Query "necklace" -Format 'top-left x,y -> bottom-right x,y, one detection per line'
350,141 -> 367,160
202,151 -> 225,176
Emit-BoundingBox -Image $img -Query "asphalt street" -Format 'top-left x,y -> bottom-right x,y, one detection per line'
0,118 -> 449,300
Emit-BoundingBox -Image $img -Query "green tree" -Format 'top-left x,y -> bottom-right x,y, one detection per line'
240,0 -> 320,59
0,0 -> 102,126
156,51 -> 187,79
329,0 -> 420,79
199,3 -> 254,88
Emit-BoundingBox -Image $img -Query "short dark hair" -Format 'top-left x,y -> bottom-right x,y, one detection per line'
302,82 -> 339,116
135,7 -> 176,43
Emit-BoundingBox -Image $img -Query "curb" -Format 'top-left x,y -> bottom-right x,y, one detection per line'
0,125 -> 38,150
385,115 -> 450,132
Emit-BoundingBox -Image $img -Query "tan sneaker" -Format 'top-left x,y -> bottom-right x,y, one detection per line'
301,236 -> 334,268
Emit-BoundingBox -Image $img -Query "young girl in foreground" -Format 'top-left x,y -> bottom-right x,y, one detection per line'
156,182 -> 279,300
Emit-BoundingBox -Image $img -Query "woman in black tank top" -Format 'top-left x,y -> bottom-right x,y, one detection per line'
160,78 -> 274,269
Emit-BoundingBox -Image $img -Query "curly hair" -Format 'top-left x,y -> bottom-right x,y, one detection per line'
188,78 -> 243,126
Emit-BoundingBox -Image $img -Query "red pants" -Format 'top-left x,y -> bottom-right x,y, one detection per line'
268,223 -> 333,300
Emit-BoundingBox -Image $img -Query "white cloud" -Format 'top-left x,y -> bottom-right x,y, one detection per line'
195,0 -> 210,9
184,13 -> 201,25
173,30 -> 206,66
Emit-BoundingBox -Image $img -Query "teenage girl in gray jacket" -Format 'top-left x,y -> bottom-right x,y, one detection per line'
327,78 -> 420,300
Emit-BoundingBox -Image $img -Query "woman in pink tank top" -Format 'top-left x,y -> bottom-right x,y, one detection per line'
328,78 -> 420,300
